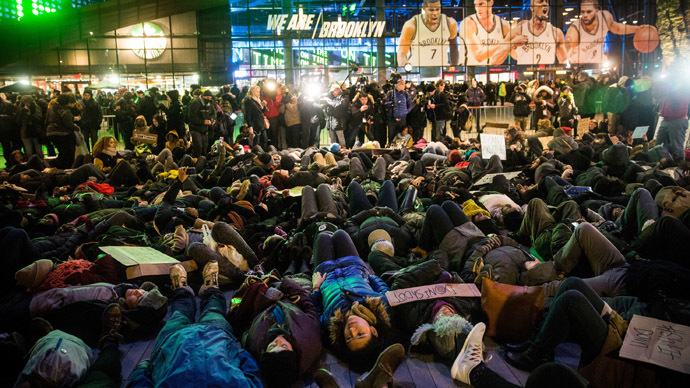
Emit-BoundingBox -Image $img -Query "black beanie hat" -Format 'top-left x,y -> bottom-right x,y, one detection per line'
503,211 -> 524,232
259,350 -> 299,388
280,157 -> 295,171
475,219 -> 499,236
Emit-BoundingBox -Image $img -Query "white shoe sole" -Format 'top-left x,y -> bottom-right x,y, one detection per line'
450,322 -> 486,380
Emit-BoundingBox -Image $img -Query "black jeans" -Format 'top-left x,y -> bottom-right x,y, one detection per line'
191,131 -> 209,157
313,229 -> 359,265
616,188 -> 658,240
420,201 -> 470,250
532,277 -> 608,364
49,133 -> 76,169
388,117 -> 407,143
301,184 -> 338,220
347,180 -> 397,215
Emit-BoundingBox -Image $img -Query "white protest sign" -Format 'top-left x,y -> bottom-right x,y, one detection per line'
632,126 -> 649,139
480,134 -> 507,160
385,283 -> 480,307
577,118 -> 591,135
619,315 -> 690,374
473,171 -> 522,186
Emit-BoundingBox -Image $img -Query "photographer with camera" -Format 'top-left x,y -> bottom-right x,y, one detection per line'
385,78 -> 412,144
349,89 -> 375,148
324,83 -> 350,147
427,80 -> 451,141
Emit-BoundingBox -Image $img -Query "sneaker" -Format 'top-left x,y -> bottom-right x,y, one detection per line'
199,261 -> 219,295
354,343 -> 405,388
170,263 -> 188,291
450,322 -> 486,385
314,369 -> 341,388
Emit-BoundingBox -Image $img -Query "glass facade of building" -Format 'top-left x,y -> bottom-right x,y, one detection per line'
0,0 -> 660,90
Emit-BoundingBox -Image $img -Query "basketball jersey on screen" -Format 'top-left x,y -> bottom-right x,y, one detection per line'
461,14 -> 508,66
569,11 -> 608,64
515,22 -> 556,65
407,13 -> 451,67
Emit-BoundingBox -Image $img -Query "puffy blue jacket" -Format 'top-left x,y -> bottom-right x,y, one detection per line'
127,324 -> 263,388
385,90 -> 412,120
312,255 -> 390,329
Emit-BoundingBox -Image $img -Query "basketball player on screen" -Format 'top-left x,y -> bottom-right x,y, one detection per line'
566,0 -> 652,63
510,0 -> 568,65
398,0 -> 459,67
459,0 -> 528,66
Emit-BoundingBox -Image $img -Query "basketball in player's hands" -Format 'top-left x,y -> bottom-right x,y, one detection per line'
633,25 -> 659,53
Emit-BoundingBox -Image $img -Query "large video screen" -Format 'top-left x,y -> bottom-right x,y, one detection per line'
398,0 -> 658,67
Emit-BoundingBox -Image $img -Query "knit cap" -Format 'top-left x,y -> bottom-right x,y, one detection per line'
368,229 -> 394,257
138,282 -> 168,310
15,259 -> 53,291
448,149 -> 463,165
462,199 -> 490,219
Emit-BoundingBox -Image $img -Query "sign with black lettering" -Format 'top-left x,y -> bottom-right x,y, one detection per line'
385,283 -> 480,307
619,315 -> 690,374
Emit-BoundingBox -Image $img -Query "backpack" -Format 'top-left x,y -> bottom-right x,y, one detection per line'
14,330 -> 92,388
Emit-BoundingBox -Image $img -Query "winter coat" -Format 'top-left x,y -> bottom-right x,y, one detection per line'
16,103 -> 43,138
347,207 -> 414,258
280,101 -> 301,127
165,130 -> 187,151
166,100 -> 185,137
45,104 -> 78,137
386,257 -> 479,336
557,94 -> 578,127
233,278 -> 322,376
431,91 -> 452,121
80,98 -> 103,131
188,97 -> 213,134
465,87 -> 485,107
440,222 -> 486,268
135,95 -> 158,125
127,320 -> 262,388
0,99 -> 17,136
386,89 -> 412,120
312,255 -> 390,329
29,283 -> 118,317
510,91 -> 532,117
548,127 -> 578,155
243,97 -> 268,132
350,94 -> 375,133
325,93 -> 350,132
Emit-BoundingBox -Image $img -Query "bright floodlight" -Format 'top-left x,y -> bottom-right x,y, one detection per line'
266,81 -> 277,91
307,83 -> 322,98
404,63 -> 413,73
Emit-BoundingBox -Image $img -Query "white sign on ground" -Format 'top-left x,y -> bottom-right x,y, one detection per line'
386,283 -> 480,307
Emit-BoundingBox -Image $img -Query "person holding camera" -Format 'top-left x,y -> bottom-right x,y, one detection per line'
428,80 -> 451,141
188,90 -> 215,157
324,83 -> 350,147
509,84 -> 532,131
385,79 -> 412,144
349,90 -> 375,148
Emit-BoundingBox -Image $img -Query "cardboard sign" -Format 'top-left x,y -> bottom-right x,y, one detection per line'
577,118 -> 591,136
385,283 -> 480,307
632,126 -> 650,139
100,246 -> 196,279
619,315 -> 690,374
132,130 -> 157,144
480,134 -> 507,160
473,171 -> 522,186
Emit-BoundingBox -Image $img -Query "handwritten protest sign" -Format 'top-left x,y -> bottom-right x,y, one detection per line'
473,171 -> 522,186
101,246 -> 196,279
480,134 -> 506,160
577,118 -> 591,136
385,283 -> 480,307
619,315 -> 690,374
632,126 -> 649,139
